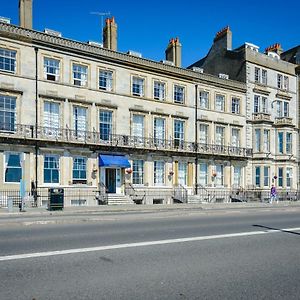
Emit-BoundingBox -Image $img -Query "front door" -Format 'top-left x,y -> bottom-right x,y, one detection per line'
106,168 -> 116,193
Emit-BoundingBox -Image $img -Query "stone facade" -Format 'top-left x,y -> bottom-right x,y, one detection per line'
0,21 -> 251,206
189,28 -> 299,190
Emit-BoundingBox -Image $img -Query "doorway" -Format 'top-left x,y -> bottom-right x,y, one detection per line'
105,168 -> 116,193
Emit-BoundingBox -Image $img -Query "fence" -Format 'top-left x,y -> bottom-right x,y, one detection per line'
1,187 -> 299,208
195,187 -> 300,203
0,187 -> 102,208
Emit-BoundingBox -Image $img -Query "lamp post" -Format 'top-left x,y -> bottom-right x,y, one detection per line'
195,84 -> 198,195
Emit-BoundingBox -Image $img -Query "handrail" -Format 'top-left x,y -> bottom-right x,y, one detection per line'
97,182 -> 108,204
173,184 -> 188,203
125,183 -> 146,204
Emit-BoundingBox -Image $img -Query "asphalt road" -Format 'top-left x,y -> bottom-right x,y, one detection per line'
1,207 -> 300,299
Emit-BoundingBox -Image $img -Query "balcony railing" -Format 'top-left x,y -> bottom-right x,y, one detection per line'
0,123 -> 252,158
252,113 -> 272,122
274,117 -> 294,126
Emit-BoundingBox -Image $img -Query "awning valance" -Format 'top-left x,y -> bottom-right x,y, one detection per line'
99,154 -> 131,168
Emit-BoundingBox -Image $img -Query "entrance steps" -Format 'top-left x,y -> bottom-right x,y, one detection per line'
107,194 -> 135,205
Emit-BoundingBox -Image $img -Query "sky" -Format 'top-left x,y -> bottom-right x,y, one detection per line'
1,0 -> 300,67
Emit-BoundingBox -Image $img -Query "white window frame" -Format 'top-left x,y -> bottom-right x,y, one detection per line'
233,166 -> 242,186
215,126 -> 225,145
73,106 -> 87,139
174,119 -> 184,147
44,154 -> 60,184
178,162 -> 187,186
199,91 -> 209,109
286,132 -> 292,154
231,128 -> 240,147
44,57 -> 60,81
286,168 -> 293,187
132,160 -> 144,185
0,94 -> 16,132
72,156 -> 87,183
255,129 -> 261,152
199,124 -> 208,144
277,74 -> 283,89
99,69 -> 113,91
254,67 -> 261,83
154,161 -> 165,186
199,163 -> 208,186
261,69 -> 267,85
153,81 -> 165,101
215,94 -> 225,112
0,48 -> 16,73
132,76 -> 145,97
132,114 -> 144,138
99,110 -> 113,141
255,166 -> 260,187
173,85 -> 185,104
4,152 -> 23,184
231,97 -> 240,114
215,164 -> 224,187
263,129 -> 270,152
73,63 -> 88,87
263,166 -> 269,187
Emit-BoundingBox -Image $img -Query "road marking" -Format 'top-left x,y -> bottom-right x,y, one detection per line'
1,227 -> 300,262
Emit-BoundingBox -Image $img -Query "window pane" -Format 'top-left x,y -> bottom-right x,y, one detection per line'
0,95 -> 16,131
0,48 -> 16,73
133,160 -> 144,185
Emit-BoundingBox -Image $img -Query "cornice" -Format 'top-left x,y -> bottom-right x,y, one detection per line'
0,23 -> 246,93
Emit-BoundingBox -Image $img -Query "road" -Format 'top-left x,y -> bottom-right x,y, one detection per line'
0,207 -> 300,299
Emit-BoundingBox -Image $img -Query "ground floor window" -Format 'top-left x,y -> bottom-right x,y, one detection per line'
255,167 -> 260,187
199,163 -> 208,186
178,162 -> 187,186
133,160 -> 144,185
286,168 -> 293,187
278,167 -> 283,187
44,155 -> 59,183
154,161 -> 165,185
73,157 -> 87,184
5,152 -> 22,183
215,164 -> 224,186
233,166 -> 241,186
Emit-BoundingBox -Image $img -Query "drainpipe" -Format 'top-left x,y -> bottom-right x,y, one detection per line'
34,47 -> 38,205
195,84 -> 198,195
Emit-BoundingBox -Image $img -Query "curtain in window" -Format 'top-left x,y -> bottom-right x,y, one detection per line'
73,106 -> 87,139
132,115 -> 144,138
154,118 -> 165,141
5,153 -> 22,182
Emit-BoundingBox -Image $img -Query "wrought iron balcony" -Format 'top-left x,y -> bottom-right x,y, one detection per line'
0,123 -> 252,158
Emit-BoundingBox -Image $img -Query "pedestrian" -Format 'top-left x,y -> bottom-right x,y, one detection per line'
270,185 -> 277,203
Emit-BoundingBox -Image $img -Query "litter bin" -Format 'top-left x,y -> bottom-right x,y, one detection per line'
48,188 -> 64,211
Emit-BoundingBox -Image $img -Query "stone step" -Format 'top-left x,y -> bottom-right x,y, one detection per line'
107,194 -> 135,205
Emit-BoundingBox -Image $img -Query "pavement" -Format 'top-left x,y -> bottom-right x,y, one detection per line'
1,200 -> 300,217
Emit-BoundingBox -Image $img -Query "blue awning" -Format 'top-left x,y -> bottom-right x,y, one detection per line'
99,154 -> 131,168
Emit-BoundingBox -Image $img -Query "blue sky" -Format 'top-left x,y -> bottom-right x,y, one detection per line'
2,0 -> 300,67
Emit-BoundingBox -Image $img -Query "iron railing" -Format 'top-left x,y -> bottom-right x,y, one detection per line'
0,123 -> 253,158
195,187 -> 300,203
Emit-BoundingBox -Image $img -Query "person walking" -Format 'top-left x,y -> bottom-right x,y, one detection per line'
270,185 -> 277,203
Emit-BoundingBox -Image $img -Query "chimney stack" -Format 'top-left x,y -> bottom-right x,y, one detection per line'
213,26 -> 232,50
265,43 -> 283,56
165,37 -> 182,67
103,17 -> 117,51
19,0 -> 32,29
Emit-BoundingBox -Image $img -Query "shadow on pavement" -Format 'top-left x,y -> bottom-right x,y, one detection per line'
253,224 -> 300,236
